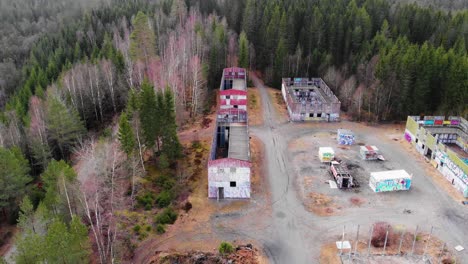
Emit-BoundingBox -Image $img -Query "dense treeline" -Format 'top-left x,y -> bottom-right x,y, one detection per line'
197,0 -> 467,120
0,0 -> 103,107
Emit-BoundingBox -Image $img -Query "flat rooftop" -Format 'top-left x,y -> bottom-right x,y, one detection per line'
228,125 -> 249,161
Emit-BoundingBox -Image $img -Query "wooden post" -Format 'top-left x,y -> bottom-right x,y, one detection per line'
368,225 -> 374,256
423,226 -> 434,257
437,243 -> 446,263
340,225 -> 345,256
352,225 -> 360,258
411,225 -> 419,256
398,229 -> 405,255
383,225 -> 390,255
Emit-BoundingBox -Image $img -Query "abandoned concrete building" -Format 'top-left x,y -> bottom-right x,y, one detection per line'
405,116 -> 468,197
281,77 -> 341,122
208,67 -> 251,199
219,67 -> 247,111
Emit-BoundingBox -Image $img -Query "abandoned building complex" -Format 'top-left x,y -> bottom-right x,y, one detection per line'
405,116 -> 468,197
281,77 -> 341,122
208,67 -> 251,199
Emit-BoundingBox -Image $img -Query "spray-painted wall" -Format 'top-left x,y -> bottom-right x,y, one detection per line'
405,116 -> 468,197
370,177 -> 412,192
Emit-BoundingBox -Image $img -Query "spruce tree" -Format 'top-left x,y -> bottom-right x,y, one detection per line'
238,31 -> 249,69
161,88 -> 182,161
118,112 -> 135,156
139,80 -> 158,149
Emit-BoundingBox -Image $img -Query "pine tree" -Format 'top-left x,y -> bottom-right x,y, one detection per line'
0,147 -> 31,212
46,96 -> 85,158
41,159 -> 77,217
18,196 -> 35,231
118,112 -> 135,156
238,31 -> 249,69
130,11 -> 157,63
44,218 -> 90,263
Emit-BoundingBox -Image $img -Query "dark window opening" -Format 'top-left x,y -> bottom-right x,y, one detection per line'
415,138 -> 418,143
234,105 -> 238,109
230,181 -> 236,187
317,113 -> 322,118
426,148 -> 432,159
309,113 -> 313,117
226,95 -> 230,99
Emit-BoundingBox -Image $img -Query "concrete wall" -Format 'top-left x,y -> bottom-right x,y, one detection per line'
208,164 -> 251,199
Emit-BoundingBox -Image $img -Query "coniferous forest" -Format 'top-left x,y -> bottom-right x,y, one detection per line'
0,0 -> 467,263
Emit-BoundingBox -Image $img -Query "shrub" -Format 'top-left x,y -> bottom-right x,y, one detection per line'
191,140 -> 202,149
371,222 -> 395,248
133,225 -> 141,233
154,208 -> 178,225
156,224 -> 166,234
155,175 -> 176,190
158,154 -> 169,169
218,242 -> 234,255
136,192 -> 155,210
156,190 -> 173,208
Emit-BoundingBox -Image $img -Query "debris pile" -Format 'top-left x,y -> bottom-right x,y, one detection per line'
150,244 -> 260,264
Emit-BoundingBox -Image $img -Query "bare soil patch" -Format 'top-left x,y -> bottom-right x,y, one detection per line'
248,88 -> 263,126
0,224 -> 16,257
349,196 -> 365,207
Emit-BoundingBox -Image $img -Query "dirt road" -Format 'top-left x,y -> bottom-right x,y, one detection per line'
248,73 -> 468,263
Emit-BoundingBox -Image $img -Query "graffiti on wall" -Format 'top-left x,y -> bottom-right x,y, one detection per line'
375,178 -> 411,192
405,132 -> 412,142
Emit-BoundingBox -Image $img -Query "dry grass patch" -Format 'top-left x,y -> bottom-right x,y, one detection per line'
319,242 -> 342,264
248,88 -> 263,126
306,192 -> 339,216
266,88 -> 288,122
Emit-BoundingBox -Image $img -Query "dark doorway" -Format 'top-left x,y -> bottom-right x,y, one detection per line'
218,187 -> 224,199
342,178 -> 349,188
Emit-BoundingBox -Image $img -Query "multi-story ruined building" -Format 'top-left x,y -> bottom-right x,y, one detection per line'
208,67 -> 251,199
281,77 -> 341,122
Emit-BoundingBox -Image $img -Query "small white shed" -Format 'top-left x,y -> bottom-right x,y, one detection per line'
319,147 -> 335,162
